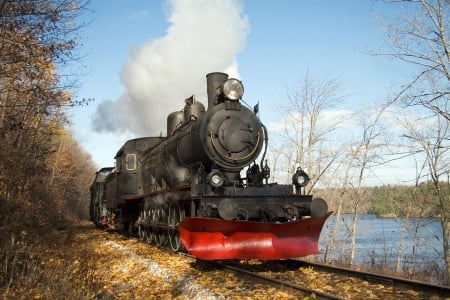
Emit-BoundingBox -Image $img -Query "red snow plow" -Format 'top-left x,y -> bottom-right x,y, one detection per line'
179,212 -> 332,260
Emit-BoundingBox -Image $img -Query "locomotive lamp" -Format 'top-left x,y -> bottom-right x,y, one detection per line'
207,169 -> 226,188
292,167 -> 310,194
221,78 -> 244,100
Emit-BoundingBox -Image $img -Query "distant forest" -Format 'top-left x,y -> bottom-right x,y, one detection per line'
315,181 -> 444,218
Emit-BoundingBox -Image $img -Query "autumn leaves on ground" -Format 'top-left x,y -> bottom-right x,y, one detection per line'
0,220 -> 168,299
0,222 -> 187,299
0,220 -> 96,299
0,219 -> 303,300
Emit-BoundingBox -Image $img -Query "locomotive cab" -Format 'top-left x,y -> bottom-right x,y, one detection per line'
104,137 -> 163,232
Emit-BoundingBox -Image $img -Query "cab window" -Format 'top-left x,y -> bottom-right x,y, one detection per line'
126,153 -> 136,171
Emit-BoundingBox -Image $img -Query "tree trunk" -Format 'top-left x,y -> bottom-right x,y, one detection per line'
350,205 -> 359,265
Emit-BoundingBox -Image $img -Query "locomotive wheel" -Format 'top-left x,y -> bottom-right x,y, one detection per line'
145,209 -> 154,244
168,201 -> 185,252
155,208 -> 167,246
138,210 -> 147,241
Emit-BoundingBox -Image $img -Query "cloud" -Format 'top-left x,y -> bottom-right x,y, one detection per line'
92,0 -> 249,136
267,109 -> 356,133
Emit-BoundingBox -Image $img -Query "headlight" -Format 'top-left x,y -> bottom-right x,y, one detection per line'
292,167 -> 309,188
211,174 -> 223,186
223,78 -> 244,100
208,170 -> 225,188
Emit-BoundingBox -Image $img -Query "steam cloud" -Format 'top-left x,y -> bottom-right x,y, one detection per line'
92,0 -> 249,136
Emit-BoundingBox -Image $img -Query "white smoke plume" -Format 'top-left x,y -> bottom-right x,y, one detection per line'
92,0 -> 249,136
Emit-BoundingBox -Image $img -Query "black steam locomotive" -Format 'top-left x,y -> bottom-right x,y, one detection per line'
90,72 -> 330,260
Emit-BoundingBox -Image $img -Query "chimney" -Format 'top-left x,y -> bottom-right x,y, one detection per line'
206,72 -> 228,109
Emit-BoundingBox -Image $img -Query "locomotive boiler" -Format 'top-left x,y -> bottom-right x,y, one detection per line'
90,72 -> 331,260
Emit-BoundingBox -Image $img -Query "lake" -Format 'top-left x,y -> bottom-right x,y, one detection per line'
317,214 -> 444,275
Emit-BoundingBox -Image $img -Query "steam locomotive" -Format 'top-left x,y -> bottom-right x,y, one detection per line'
89,72 -> 330,260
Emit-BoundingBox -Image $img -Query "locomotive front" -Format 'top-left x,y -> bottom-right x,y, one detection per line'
176,73 -> 330,260
199,72 -> 265,185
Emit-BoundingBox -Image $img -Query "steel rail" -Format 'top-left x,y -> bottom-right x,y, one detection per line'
293,259 -> 450,297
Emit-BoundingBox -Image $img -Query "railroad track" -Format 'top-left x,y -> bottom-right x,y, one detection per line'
174,253 -> 339,299
215,258 -> 450,299
295,259 -> 450,298
218,262 -> 344,299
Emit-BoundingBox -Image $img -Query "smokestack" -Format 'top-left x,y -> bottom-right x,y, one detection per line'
206,72 -> 228,108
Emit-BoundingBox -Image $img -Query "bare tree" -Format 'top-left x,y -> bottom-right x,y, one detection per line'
373,0 -> 450,281
270,71 -> 350,191
375,0 -> 450,119
326,106 -> 388,265
399,113 -> 450,281
348,110 -> 385,265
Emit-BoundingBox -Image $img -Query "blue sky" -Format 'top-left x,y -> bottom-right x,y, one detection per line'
70,0 -> 411,182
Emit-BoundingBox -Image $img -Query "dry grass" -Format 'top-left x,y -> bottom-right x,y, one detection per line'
0,219 -> 106,299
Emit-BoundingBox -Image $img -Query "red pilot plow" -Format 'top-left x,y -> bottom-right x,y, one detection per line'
179,212 -> 332,260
